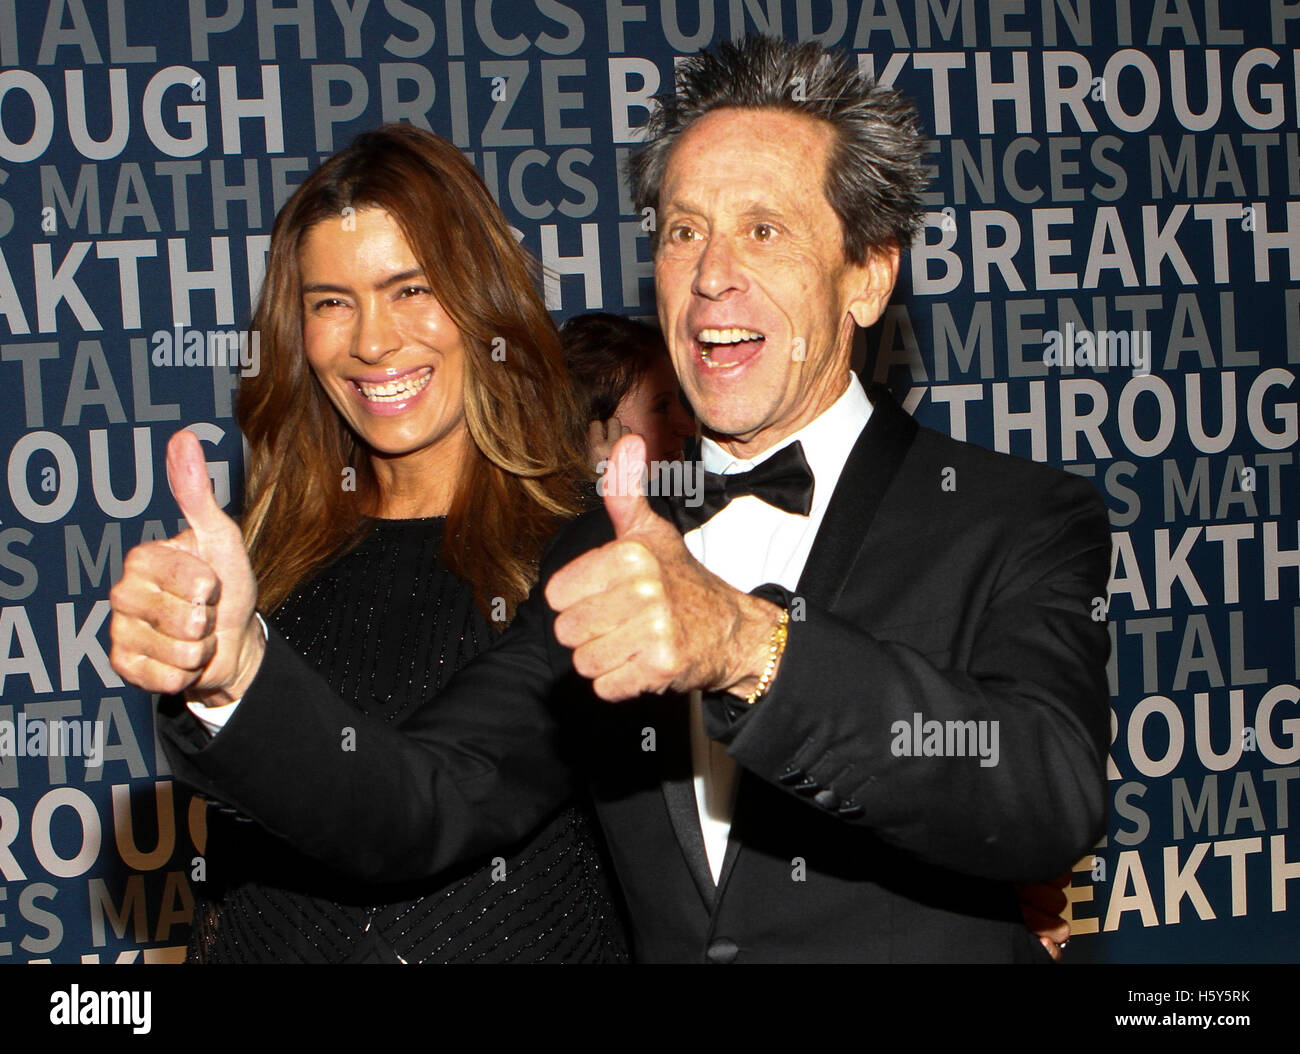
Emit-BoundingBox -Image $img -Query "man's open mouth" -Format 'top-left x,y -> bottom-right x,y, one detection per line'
696,327 -> 766,368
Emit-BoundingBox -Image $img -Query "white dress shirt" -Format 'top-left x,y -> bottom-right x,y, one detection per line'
191,373 -> 874,886
683,373 -> 872,882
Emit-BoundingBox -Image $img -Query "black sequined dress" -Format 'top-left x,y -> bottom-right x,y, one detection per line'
186,517 -> 628,962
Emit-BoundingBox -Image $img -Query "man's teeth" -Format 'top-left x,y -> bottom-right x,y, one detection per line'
355,369 -> 432,401
697,327 -> 765,367
697,327 -> 765,345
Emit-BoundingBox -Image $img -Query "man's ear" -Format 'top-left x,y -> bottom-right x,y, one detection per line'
845,242 -> 900,329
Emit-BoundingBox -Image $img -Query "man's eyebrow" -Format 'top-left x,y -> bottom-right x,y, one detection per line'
659,198 -> 801,223
301,268 -> 426,295
737,203 -> 798,223
658,197 -> 704,217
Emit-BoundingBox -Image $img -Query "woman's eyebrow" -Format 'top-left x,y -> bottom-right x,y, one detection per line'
301,268 -> 425,295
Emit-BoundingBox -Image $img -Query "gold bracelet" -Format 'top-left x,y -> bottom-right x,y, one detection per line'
745,608 -> 790,705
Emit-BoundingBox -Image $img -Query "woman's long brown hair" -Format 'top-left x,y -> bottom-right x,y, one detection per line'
239,124 -> 588,621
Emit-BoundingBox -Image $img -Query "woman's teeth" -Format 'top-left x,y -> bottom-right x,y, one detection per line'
354,369 -> 432,402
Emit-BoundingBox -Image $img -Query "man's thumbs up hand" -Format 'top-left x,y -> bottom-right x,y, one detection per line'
110,429 -> 264,705
601,433 -> 675,542
547,433 -> 781,702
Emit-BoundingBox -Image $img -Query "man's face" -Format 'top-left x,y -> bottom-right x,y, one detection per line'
654,107 -> 896,457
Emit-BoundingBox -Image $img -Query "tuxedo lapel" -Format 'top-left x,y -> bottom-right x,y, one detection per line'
713,778 -> 748,896
795,382 -> 918,607
656,693 -> 717,907
645,503 -> 719,907
714,383 -> 918,907
659,382 -> 919,917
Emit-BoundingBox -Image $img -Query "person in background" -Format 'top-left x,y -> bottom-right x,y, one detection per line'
561,312 -> 696,470
110,124 -> 627,963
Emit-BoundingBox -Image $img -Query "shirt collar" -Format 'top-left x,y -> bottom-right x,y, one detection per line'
700,374 -> 872,503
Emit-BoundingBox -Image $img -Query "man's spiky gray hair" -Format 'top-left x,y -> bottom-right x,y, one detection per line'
627,36 -> 927,264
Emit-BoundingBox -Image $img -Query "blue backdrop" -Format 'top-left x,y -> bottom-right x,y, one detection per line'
0,0 -> 1296,963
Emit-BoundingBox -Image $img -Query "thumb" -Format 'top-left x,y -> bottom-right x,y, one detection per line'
603,433 -> 661,539
166,429 -> 228,538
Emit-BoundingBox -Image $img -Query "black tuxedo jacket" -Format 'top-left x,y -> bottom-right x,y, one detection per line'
162,384 -> 1112,963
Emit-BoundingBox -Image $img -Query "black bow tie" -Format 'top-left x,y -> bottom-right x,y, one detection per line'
667,440 -> 815,533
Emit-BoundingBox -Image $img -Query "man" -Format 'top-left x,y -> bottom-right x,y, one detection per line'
111,37 -> 1110,962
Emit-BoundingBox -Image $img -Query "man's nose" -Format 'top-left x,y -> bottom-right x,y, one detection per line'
352,301 -> 401,363
692,235 -> 747,299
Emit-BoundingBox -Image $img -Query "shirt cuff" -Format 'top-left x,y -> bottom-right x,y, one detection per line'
184,612 -> 267,737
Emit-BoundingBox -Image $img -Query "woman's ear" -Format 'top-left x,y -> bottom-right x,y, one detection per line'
846,242 -> 901,329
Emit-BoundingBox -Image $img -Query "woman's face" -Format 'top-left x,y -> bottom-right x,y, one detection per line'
298,207 -> 469,475
615,353 -> 696,464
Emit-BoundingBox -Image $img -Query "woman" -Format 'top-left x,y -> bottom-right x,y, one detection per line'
114,124 -> 627,962
560,312 -> 696,470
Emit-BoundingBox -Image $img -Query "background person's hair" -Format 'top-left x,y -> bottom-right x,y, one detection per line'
560,312 -> 668,425
240,123 -> 587,621
627,35 -> 927,263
